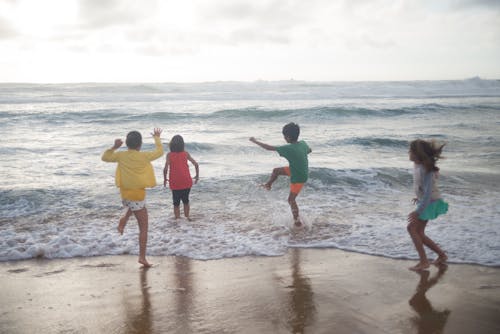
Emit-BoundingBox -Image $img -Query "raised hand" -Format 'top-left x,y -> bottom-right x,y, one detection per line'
113,139 -> 123,149
152,128 -> 163,137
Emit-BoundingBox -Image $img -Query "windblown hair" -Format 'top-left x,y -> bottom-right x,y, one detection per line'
409,139 -> 445,172
282,122 -> 300,142
169,134 -> 185,152
126,131 -> 142,150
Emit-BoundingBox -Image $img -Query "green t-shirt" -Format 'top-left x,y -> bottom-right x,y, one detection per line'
276,140 -> 310,183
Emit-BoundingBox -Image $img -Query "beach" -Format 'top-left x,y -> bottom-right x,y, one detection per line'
1,249 -> 499,334
1,81 -> 500,333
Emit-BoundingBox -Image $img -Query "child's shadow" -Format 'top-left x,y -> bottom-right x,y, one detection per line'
409,265 -> 451,334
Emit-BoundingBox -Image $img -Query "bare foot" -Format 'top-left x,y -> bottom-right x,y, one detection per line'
117,217 -> 127,235
433,254 -> 448,265
260,183 -> 271,190
409,262 -> 430,271
138,259 -> 152,268
294,219 -> 303,227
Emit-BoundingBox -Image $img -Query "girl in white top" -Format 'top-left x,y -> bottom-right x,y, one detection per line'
407,139 -> 449,271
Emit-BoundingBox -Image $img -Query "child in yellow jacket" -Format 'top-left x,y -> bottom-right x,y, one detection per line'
102,128 -> 163,267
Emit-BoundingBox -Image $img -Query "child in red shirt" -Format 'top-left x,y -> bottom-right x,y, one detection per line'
163,135 -> 199,220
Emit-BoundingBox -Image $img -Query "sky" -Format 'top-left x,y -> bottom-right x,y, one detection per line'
0,0 -> 499,83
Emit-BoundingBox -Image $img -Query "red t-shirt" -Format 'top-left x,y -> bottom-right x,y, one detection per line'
168,151 -> 193,190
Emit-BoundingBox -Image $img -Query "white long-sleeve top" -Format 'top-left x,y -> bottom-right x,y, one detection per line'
413,164 -> 441,214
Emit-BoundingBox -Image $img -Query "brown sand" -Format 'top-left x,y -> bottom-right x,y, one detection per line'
1,249 -> 499,333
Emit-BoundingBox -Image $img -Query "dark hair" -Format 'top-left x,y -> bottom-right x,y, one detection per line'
282,122 -> 300,142
409,139 -> 445,172
126,131 -> 142,149
170,135 -> 185,152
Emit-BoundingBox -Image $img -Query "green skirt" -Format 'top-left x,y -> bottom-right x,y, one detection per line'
419,199 -> 449,221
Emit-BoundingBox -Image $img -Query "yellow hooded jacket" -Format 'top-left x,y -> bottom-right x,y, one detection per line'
102,136 -> 164,201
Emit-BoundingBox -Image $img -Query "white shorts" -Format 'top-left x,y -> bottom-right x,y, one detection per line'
122,199 -> 146,211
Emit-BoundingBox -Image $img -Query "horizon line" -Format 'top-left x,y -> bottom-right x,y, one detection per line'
0,76 -> 498,85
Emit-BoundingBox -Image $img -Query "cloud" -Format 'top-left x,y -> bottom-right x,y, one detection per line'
0,0 -> 19,40
113,1 -> 306,55
228,28 -> 290,45
195,0 -> 325,45
0,0 -> 499,81
77,0 -> 159,29
199,0 -> 316,27
450,0 -> 500,9
0,17 -> 17,40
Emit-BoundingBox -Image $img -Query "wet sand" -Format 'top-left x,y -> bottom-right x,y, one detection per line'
1,249 -> 499,333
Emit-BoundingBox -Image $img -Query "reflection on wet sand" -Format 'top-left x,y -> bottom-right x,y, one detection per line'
3,250 -> 500,333
123,268 -> 152,334
287,248 -> 316,333
409,265 -> 450,334
173,256 -> 193,333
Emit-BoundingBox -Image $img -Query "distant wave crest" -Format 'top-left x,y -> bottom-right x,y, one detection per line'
2,78 -> 500,104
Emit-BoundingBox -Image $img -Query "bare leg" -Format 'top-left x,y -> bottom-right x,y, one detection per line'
288,192 -> 302,226
432,254 -> 449,265
133,208 -> 151,267
407,219 -> 430,271
173,206 -> 181,219
118,208 -> 132,235
263,167 -> 288,190
183,203 -> 191,220
421,233 -> 447,264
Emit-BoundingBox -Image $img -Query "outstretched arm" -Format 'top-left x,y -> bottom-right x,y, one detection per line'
249,137 -> 276,151
145,128 -> 164,161
101,139 -> 123,162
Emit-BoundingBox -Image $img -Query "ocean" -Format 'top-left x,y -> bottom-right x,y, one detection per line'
1,79 -> 499,266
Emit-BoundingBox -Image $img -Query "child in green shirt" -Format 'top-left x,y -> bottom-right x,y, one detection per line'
250,122 -> 311,227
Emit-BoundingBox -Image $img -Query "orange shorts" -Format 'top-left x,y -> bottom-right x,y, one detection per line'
283,167 -> 304,194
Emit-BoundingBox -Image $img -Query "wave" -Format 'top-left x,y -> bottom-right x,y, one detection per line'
1,167 -> 499,265
0,168 -> 409,219
329,137 -> 409,148
207,104 -> 451,121
184,142 -> 217,152
0,188 -> 72,219
269,167 -> 499,192
2,101 -> 498,128
0,109 -> 196,125
2,167 -> 495,222
2,79 -> 500,104
307,167 -> 411,189
137,103 -> 495,122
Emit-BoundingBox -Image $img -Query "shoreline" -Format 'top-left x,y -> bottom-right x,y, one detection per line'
1,248 -> 500,333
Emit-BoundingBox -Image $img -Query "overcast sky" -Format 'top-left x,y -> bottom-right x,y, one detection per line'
0,0 -> 499,83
